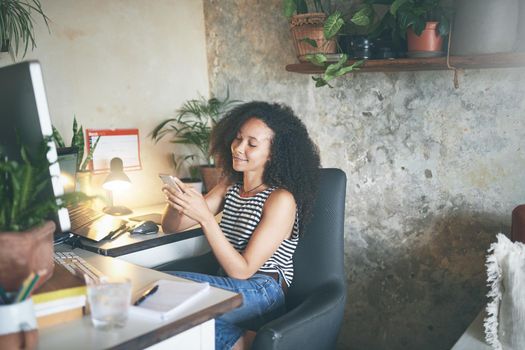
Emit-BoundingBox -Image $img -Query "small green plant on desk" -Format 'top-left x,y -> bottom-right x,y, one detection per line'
52,116 -> 100,172
0,137 -> 88,293
0,138 -> 89,231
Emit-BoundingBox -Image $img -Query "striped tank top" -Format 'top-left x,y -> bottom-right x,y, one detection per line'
220,183 -> 300,287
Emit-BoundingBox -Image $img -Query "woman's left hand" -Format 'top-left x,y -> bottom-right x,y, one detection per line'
165,178 -> 213,225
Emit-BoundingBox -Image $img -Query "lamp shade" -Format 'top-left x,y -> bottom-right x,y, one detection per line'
102,157 -> 131,191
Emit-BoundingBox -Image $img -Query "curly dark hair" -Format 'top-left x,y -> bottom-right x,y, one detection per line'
210,101 -> 320,233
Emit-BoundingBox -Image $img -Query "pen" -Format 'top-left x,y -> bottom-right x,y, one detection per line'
20,273 -> 40,301
134,284 -> 159,306
110,225 -> 129,241
104,223 -> 127,240
15,272 -> 35,302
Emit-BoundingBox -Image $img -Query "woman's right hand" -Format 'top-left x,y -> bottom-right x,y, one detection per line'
160,176 -> 228,233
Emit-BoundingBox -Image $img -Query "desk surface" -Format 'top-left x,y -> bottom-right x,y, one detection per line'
76,204 -> 206,258
39,247 -> 242,350
450,310 -> 491,350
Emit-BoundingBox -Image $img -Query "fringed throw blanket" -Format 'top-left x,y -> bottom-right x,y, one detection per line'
484,233 -> 525,350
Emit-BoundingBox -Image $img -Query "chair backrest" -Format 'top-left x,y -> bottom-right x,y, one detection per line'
511,205 -> 525,243
287,168 -> 347,308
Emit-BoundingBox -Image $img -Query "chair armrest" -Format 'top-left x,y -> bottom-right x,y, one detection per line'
252,280 -> 346,350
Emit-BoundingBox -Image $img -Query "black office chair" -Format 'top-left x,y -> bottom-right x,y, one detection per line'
156,168 -> 347,349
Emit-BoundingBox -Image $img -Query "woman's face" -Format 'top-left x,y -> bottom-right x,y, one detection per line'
231,117 -> 274,175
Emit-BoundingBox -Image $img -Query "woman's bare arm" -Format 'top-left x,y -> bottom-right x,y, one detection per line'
170,187 -> 296,279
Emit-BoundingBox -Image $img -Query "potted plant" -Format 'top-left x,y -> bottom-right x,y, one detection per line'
284,1 -> 373,87
390,0 -> 452,56
0,0 -> 50,59
52,116 -> 101,194
340,0 -> 406,59
284,0 -> 339,61
0,139 -> 86,293
150,93 -> 239,192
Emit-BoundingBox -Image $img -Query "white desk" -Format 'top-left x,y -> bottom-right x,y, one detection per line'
77,204 -> 211,268
39,247 -> 242,349
450,310 -> 491,350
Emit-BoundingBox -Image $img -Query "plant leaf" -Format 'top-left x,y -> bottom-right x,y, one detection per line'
312,76 -> 333,88
351,5 -> 373,27
299,38 -> 318,48
324,11 -> 344,40
52,126 -> 65,148
80,135 -> 100,171
283,0 -> 296,18
304,53 -> 328,66
391,0 -> 409,16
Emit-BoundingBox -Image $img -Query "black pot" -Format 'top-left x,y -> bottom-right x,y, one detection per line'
372,37 -> 398,59
344,35 -> 374,59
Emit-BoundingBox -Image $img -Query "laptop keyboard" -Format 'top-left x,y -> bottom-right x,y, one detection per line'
67,205 -> 104,230
54,251 -> 104,282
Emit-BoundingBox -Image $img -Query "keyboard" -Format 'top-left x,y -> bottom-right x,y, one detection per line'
54,251 -> 105,282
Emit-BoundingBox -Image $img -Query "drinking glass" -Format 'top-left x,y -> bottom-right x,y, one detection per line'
86,277 -> 132,330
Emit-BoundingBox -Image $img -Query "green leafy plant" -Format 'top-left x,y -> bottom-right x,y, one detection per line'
347,0 -> 397,37
0,0 -> 50,58
283,1 -> 370,87
52,116 -> 101,172
0,138 -> 87,231
390,0 -> 451,37
283,0 -> 330,17
150,92 -> 239,167
309,54 -> 364,87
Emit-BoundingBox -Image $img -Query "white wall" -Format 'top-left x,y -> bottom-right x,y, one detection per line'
0,0 -> 209,207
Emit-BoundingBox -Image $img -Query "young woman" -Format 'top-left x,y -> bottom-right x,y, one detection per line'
161,101 -> 320,350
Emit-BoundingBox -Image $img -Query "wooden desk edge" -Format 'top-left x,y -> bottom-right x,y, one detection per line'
110,293 -> 243,350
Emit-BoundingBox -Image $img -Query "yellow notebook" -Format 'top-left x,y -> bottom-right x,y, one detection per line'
31,263 -> 86,304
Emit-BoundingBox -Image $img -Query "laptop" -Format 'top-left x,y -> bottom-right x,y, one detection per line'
57,147 -> 126,241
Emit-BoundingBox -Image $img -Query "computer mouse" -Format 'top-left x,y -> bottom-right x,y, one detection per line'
130,221 -> 159,235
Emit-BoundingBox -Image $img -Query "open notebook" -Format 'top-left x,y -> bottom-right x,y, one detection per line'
130,279 -> 210,322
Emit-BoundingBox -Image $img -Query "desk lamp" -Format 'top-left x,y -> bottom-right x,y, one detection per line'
102,157 -> 132,215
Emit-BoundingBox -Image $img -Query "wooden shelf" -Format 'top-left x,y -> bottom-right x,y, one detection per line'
285,52 -> 525,74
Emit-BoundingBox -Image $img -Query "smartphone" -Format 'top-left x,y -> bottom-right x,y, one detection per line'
158,174 -> 183,193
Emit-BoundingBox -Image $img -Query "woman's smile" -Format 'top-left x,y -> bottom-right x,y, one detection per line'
233,155 -> 248,162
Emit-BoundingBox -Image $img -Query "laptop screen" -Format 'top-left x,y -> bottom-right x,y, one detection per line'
57,147 -> 78,194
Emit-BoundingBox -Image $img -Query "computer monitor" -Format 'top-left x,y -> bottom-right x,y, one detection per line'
0,61 -> 71,232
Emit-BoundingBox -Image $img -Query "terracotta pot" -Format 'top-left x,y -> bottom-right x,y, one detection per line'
0,221 -> 55,292
407,22 -> 443,53
199,165 -> 222,193
290,13 -> 336,62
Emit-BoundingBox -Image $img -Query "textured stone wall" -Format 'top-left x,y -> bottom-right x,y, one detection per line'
203,1 -> 525,349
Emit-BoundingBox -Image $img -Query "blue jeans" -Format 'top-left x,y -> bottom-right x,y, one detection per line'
169,271 -> 286,350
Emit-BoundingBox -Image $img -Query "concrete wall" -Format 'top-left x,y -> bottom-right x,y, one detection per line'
0,0 -> 210,207
203,1 -> 525,349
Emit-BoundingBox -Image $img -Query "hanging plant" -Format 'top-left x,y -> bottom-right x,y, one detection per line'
0,0 -> 50,58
